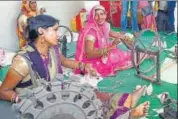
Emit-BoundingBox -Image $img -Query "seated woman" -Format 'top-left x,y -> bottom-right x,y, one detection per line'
75,5 -> 138,77
0,14 -> 149,119
0,14 -> 95,102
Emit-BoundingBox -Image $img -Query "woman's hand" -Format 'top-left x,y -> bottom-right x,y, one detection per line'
109,31 -> 125,41
111,32 -> 126,47
85,63 -> 98,77
117,32 -> 126,40
112,39 -> 120,46
120,35 -> 135,50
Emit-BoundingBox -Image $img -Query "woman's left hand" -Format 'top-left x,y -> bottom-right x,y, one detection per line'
85,63 -> 98,77
117,32 -> 125,40
112,39 -> 120,46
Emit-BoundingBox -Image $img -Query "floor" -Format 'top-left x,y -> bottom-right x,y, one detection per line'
0,28 -> 177,119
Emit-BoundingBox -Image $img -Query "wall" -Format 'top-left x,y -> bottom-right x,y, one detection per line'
0,1 -> 85,51
84,1 -> 100,11
37,1 -> 85,28
0,1 -> 21,51
0,1 -> 177,51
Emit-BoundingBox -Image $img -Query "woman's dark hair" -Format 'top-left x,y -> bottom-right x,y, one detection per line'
25,14 -> 59,42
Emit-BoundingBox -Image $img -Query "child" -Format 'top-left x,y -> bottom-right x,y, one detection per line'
139,1 -> 157,31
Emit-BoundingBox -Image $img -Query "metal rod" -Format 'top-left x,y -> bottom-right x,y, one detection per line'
135,73 -> 161,85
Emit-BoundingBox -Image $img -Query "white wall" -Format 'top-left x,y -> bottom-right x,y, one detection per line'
0,1 -> 177,51
0,1 -> 85,51
37,1 -> 85,28
84,1 -> 100,12
0,1 -> 21,51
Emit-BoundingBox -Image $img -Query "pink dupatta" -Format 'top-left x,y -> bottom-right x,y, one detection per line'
75,5 -> 132,77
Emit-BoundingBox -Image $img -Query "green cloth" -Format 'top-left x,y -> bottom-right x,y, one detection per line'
0,66 -> 9,82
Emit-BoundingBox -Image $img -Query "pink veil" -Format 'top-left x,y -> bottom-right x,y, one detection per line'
75,5 -> 111,62
74,5 -> 132,76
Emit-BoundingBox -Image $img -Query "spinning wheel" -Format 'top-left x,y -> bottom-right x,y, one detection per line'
131,29 -> 163,84
12,74 -> 103,119
58,25 -> 73,43
58,25 -> 75,58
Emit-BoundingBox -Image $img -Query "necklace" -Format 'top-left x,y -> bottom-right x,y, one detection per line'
40,51 -> 51,81
97,26 -> 108,46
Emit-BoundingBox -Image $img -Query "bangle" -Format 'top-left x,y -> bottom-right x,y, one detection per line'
79,62 -> 85,75
11,92 -> 21,103
104,48 -> 108,56
15,95 -> 19,103
81,63 -> 86,75
79,62 -> 85,71
101,49 -> 104,56
74,61 -> 78,69
101,48 -> 108,56
15,95 -> 21,103
83,63 -> 86,73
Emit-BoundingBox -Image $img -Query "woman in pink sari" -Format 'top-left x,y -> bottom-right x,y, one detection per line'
75,5 -> 133,77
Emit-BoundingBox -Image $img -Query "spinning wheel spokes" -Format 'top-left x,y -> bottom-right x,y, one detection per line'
131,29 -> 162,84
58,25 -> 75,58
58,25 -> 73,43
12,75 -> 103,119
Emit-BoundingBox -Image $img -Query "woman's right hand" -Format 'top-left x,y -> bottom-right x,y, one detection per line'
85,63 -> 97,76
112,39 -> 120,48
107,42 -> 118,52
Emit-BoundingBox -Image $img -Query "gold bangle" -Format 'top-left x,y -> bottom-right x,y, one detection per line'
101,48 -> 108,56
72,61 -> 75,69
103,48 -> 108,56
73,61 -> 78,69
101,49 -> 104,56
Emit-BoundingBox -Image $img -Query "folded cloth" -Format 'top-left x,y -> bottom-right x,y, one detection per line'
80,74 -> 103,88
0,48 -> 16,67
